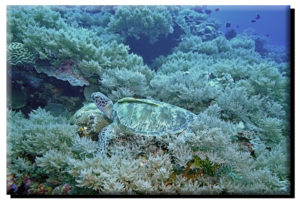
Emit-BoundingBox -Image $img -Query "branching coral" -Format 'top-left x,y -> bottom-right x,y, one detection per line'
6,92 -> 290,196
7,6 -> 154,90
101,67 -> 154,101
150,70 -> 221,113
108,6 -> 174,44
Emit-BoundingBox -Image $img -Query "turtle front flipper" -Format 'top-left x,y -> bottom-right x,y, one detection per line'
98,123 -> 116,154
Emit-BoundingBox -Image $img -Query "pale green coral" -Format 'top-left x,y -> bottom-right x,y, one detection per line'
7,108 -> 76,187
108,6 -> 174,43
8,6 -> 153,90
52,6 -> 113,29
7,100 -> 290,195
230,35 -> 255,49
101,66 -> 154,101
7,108 -> 76,158
149,33 -> 289,157
7,6 -> 65,43
150,70 -> 221,112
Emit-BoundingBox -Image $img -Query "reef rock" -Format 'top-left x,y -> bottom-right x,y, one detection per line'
35,60 -> 89,87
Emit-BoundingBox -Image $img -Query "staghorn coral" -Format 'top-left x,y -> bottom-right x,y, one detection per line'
7,105 -> 290,195
100,66 -> 154,101
150,69 -> 221,113
7,6 -> 153,90
149,32 -> 289,162
52,6 -> 113,29
108,6 -> 174,44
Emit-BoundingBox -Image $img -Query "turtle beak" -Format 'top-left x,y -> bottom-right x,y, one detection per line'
91,93 -> 95,100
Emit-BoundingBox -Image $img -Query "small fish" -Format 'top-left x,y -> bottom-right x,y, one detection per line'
251,19 -> 256,23
205,9 -> 212,14
226,22 -> 231,28
255,14 -> 261,20
215,8 -> 219,12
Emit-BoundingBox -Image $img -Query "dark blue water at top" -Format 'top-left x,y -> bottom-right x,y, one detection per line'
206,5 -> 290,47
125,5 -> 291,65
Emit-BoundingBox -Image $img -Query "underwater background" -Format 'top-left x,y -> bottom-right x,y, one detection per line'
6,5 -> 291,196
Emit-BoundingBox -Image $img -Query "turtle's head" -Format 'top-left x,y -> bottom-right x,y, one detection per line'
91,92 -> 114,121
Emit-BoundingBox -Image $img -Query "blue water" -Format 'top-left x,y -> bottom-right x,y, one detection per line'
206,5 -> 290,47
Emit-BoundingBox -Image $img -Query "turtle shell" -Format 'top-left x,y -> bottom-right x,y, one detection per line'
112,97 -> 196,136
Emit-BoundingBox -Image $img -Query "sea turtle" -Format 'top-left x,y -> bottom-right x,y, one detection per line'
91,92 -> 198,154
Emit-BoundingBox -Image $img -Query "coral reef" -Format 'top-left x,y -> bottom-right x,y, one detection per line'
6,5 -> 291,196
100,66 -> 154,101
173,7 -> 221,41
108,6 -> 174,44
7,6 -> 152,91
7,106 -> 290,195
7,42 -> 35,66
